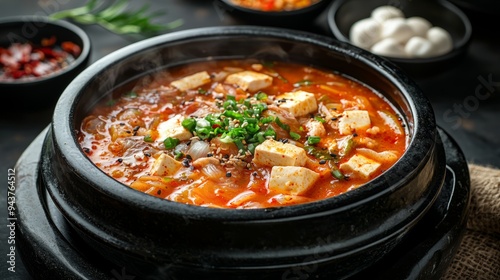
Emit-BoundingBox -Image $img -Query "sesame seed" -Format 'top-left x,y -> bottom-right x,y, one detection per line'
226,172 -> 232,177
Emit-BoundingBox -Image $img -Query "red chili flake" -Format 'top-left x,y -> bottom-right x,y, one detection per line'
62,41 -> 81,57
13,70 -> 28,79
41,36 -> 56,47
38,47 -> 58,58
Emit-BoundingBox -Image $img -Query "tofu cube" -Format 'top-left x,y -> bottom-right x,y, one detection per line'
150,153 -> 182,176
224,71 -> 272,92
170,71 -> 211,91
253,139 -> 307,167
269,166 -> 320,195
338,110 -> 371,135
157,115 -> 192,142
305,119 -> 326,137
276,90 -> 318,117
339,154 -> 381,179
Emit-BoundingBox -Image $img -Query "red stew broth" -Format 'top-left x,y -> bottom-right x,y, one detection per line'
78,60 -> 407,208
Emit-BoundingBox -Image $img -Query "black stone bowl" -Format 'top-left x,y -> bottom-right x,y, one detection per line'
0,16 -> 91,111
42,26 -> 445,279
327,0 -> 472,78
218,0 -> 332,26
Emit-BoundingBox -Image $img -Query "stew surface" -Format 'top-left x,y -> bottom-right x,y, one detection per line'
78,60 -> 407,208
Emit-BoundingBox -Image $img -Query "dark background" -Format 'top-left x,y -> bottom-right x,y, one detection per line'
1,0 -> 499,279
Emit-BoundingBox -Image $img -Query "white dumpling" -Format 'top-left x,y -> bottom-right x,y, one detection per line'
406,17 -> 432,37
349,18 -> 382,49
381,18 -> 414,44
371,38 -> 407,58
405,36 -> 436,58
371,6 -> 404,23
427,27 -> 453,55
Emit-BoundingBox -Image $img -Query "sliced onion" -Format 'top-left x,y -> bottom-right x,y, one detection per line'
174,142 -> 189,154
187,140 -> 210,160
200,163 -> 226,180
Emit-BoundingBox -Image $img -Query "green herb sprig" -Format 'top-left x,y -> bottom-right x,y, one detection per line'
50,0 -> 183,35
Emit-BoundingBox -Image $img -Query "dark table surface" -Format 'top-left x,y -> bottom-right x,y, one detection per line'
1,0 -> 499,279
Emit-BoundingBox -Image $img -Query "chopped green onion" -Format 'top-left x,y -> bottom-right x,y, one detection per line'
198,88 -> 208,95
314,116 -> 326,123
246,123 -> 260,134
252,103 -> 268,116
264,128 -> 276,138
304,146 -> 333,160
256,92 -> 268,100
234,139 -> 245,152
164,137 -> 179,149
182,118 -> 197,132
343,137 -> 355,156
223,110 -> 243,120
174,151 -> 184,160
331,169 -> 345,180
275,117 -> 290,131
307,136 -> 321,145
163,177 -> 174,183
144,134 -> 153,142
260,116 -> 274,124
169,94 -> 280,153
223,98 -> 238,111
195,127 -> 212,140
290,132 -> 301,141
247,143 -> 256,154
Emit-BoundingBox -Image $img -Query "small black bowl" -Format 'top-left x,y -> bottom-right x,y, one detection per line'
328,0 -> 472,77
219,0 -> 332,26
0,16 -> 91,111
